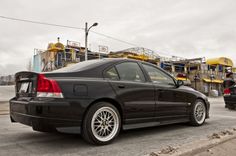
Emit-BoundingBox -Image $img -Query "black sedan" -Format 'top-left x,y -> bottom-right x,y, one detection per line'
10,58 -> 210,145
223,79 -> 236,110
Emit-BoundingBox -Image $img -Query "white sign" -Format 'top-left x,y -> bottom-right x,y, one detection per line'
99,45 -> 109,53
67,40 -> 80,48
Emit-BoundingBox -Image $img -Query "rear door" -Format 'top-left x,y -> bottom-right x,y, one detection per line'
105,61 -> 155,124
141,63 -> 189,122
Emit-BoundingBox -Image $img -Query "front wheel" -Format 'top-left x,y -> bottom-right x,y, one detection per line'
82,102 -> 121,145
190,99 -> 206,126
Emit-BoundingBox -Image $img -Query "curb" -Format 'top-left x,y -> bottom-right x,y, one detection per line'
0,113 -> 9,115
0,110 -> 9,115
176,133 -> 236,156
0,100 -> 8,102
148,129 -> 236,156
0,102 -> 9,115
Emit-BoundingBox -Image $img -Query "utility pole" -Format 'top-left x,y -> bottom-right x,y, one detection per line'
85,22 -> 88,61
84,22 -> 98,61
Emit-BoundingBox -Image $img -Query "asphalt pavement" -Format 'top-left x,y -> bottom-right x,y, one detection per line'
0,87 -> 236,156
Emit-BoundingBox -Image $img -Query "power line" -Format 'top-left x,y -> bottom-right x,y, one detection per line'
90,30 -> 139,47
0,15 -> 84,30
0,15 -> 179,57
0,15 -> 139,47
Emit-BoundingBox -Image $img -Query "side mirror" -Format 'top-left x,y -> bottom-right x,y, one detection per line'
177,80 -> 184,87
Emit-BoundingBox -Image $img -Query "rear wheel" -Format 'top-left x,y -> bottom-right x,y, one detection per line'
190,99 -> 206,126
82,102 -> 121,145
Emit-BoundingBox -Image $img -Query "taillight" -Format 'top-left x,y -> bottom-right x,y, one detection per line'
37,74 -> 63,98
224,88 -> 231,96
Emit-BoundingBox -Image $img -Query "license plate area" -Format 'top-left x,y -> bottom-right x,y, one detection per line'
19,82 -> 29,93
17,81 -> 34,97
15,71 -> 37,98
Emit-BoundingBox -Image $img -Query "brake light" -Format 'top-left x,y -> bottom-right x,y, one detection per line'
37,74 -> 63,98
224,88 -> 231,96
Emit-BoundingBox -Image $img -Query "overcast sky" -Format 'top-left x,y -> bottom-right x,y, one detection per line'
0,0 -> 236,75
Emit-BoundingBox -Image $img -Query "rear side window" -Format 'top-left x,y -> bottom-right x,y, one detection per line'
115,62 -> 145,82
106,67 -> 119,80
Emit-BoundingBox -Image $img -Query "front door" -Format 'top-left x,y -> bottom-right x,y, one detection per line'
155,85 -> 189,121
141,63 -> 189,122
105,61 -> 156,124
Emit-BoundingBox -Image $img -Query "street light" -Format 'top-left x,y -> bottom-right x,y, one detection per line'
85,22 -> 98,61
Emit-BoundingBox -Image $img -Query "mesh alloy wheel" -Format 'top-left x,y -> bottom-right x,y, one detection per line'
82,102 -> 121,145
193,101 -> 206,125
91,107 -> 119,142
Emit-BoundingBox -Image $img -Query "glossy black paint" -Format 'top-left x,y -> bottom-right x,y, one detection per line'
10,58 -> 210,132
223,79 -> 236,109
224,95 -> 236,108
223,87 -> 236,109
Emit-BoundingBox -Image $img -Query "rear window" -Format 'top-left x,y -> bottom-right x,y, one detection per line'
53,59 -> 106,72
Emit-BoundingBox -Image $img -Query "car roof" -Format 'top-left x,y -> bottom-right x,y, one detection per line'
53,58 -> 140,72
48,58 -> 160,78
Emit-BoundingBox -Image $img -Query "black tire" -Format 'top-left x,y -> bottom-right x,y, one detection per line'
190,99 -> 206,126
228,105 -> 235,110
81,102 -> 121,145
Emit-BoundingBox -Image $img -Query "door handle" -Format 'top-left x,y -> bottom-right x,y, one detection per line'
118,84 -> 125,89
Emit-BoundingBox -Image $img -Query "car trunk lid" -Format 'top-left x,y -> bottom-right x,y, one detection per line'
15,71 -> 64,99
15,71 -> 38,99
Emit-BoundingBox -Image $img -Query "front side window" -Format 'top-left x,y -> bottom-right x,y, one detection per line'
143,64 -> 175,86
116,62 -> 145,82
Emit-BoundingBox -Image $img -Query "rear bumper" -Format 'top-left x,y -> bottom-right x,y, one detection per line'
224,95 -> 236,107
10,98 -> 82,132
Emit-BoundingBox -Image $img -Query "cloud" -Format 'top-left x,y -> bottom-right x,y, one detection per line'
0,0 -> 236,75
